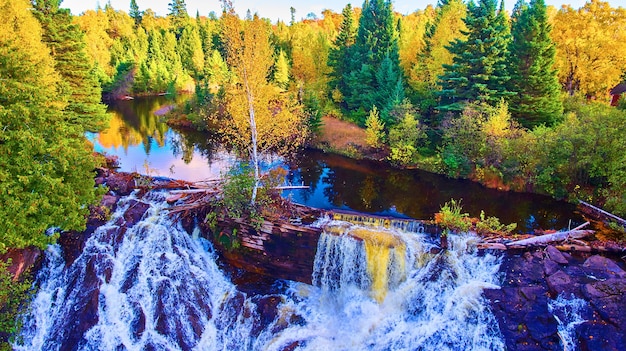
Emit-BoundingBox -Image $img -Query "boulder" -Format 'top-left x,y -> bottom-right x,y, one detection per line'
123,200 -> 150,227
546,270 -> 580,296
545,245 -> 568,265
0,247 -> 43,280
583,255 -> 626,279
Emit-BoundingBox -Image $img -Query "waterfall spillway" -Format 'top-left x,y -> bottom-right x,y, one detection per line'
17,193 -> 504,351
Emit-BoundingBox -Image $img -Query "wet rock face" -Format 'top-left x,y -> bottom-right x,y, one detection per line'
485,246 -> 626,351
0,247 -> 43,280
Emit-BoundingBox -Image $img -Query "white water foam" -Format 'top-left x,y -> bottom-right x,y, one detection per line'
548,294 -> 587,351
16,197 -> 505,351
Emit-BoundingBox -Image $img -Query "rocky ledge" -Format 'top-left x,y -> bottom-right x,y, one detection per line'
485,246 -> 626,351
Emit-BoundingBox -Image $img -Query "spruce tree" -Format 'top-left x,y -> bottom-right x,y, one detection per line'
438,0 -> 513,112
508,0 -> 562,128
129,0 -> 142,26
168,0 -> 189,30
328,4 -> 356,105
412,0 -> 467,123
31,0 -> 108,132
344,0 -> 404,125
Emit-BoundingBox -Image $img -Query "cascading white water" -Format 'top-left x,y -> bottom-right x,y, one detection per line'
265,220 -> 505,351
548,294 -> 587,351
15,191 -> 264,351
16,195 -> 505,351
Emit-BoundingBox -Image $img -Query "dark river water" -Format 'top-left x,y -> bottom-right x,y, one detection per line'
88,96 -> 582,233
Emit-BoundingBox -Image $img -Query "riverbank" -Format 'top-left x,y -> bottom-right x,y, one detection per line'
3,168 -> 626,349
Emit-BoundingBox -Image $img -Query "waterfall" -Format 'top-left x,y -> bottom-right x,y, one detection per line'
16,195 -> 505,351
15,191 -> 262,351
548,294 -> 587,351
267,220 -> 505,351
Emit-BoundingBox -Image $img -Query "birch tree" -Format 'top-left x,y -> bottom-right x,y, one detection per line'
220,0 -> 306,203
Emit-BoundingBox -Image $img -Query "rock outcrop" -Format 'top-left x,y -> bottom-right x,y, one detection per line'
485,246 -> 626,350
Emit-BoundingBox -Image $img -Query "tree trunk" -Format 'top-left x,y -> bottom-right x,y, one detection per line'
243,66 -> 260,205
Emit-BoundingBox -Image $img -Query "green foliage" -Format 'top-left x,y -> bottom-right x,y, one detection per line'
218,164 -> 257,219
0,261 -> 32,348
328,4 -> 356,103
303,93 -> 324,137
32,0 -> 109,132
1,0 -> 100,251
475,210 -> 517,234
388,110 -> 426,166
129,0 -> 142,25
508,0 -> 563,128
365,106 -> 385,149
331,0 -> 404,124
434,199 -> 472,233
438,0 -> 514,112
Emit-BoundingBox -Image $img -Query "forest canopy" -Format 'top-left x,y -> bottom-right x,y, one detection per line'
1,0 -> 626,251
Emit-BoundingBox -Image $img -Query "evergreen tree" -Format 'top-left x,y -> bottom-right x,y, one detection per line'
508,0 -> 562,128
344,0 -> 404,124
438,0 -> 513,113
327,3 -> 356,104
168,0 -> 189,30
31,0 -> 109,132
1,0 -> 99,250
129,0 -> 142,26
178,24 -> 205,76
273,49 -> 291,89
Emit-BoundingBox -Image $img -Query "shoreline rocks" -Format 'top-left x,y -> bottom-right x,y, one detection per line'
485,246 -> 626,350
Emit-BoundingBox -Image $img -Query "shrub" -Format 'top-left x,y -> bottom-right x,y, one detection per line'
434,199 -> 472,233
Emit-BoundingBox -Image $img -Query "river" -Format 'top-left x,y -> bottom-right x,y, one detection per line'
88,96 -> 581,233
15,97 -> 588,350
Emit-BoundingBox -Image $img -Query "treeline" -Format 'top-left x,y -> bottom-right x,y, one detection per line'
77,0 -> 626,215
0,0 -> 108,251
0,0 -> 109,341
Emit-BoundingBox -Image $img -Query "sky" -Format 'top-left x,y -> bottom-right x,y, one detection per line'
61,0 -> 623,22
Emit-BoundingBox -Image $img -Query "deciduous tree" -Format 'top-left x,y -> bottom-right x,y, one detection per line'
220,1 -> 306,202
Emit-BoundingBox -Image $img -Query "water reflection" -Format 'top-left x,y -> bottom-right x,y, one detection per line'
284,151 -> 582,233
92,97 -> 582,233
89,96 -> 235,181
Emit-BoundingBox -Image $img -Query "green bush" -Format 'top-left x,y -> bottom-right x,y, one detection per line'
434,199 -> 472,233
0,261 -> 33,349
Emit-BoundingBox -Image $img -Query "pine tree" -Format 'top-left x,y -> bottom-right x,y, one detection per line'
1,0 -> 99,250
129,0 -> 142,26
168,0 -> 189,30
327,4 -> 356,104
31,0 -> 109,132
273,49 -> 291,89
438,0 -> 513,113
343,0 -> 404,124
178,23 -> 205,76
508,0 -> 562,128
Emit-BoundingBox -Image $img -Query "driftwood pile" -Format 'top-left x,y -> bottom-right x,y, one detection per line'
477,201 -> 626,255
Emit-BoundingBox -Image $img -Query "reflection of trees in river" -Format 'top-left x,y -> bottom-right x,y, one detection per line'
168,128 -> 221,165
296,150 -> 580,232
99,96 -> 185,153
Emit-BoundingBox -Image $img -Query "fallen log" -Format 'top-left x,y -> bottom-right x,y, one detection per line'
578,200 -> 626,226
505,229 -> 595,248
477,243 -> 508,250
